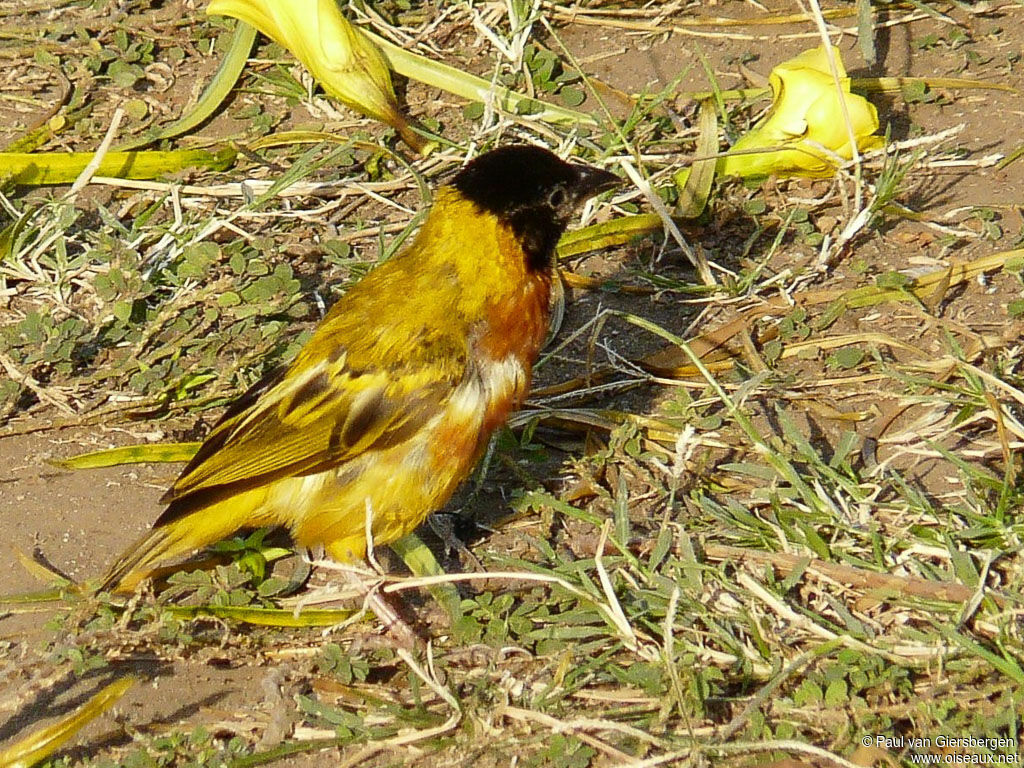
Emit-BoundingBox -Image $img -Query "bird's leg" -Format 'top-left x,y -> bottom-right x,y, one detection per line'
364,497 -> 386,575
302,556 -> 420,650
428,512 -> 483,571
359,497 -> 420,649
344,570 -> 419,650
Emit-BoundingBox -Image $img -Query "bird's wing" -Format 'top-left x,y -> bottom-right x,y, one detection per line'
160,340 -> 462,506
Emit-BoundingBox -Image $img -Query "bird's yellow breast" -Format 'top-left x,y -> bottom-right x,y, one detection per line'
277,353 -> 528,561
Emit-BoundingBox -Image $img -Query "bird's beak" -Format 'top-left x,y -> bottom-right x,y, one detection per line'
572,164 -> 622,197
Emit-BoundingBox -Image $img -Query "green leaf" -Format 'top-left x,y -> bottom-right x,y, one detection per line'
826,346 -> 866,370
875,270 -> 912,290
112,300 -> 134,323
108,60 -> 144,88
560,86 -> 585,107
794,679 -> 823,706
824,678 -> 849,707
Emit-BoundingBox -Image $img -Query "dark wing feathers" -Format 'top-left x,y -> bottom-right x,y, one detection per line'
159,344 -> 464,512
168,363 -> 289,491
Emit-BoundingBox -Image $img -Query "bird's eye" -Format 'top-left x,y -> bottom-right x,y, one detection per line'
547,186 -> 567,208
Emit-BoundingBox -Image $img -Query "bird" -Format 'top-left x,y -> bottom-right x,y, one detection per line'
98,144 -> 620,593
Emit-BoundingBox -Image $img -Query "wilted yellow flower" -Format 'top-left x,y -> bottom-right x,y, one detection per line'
207,0 -> 427,152
719,45 -> 883,179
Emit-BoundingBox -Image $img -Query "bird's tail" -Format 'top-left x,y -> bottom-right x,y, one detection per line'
97,491 -> 273,593
96,525 -> 181,594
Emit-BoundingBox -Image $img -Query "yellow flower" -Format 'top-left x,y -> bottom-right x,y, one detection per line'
719,46 -> 883,179
207,0 -> 427,152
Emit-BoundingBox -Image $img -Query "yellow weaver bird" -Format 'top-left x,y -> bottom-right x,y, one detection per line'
100,145 -> 619,592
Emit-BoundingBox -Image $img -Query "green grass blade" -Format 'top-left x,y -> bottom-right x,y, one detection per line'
51,442 -> 201,469
1,147 -> 235,186
116,21 -> 257,151
941,627 -> 1024,684
364,29 -> 597,126
389,532 -> 462,623
557,213 -> 663,259
165,604 -> 354,627
0,677 -> 135,768
674,98 -> 718,218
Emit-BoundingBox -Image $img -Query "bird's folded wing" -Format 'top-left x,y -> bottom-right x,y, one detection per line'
161,351 -> 460,504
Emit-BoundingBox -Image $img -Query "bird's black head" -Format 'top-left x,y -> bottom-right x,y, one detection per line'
452,145 -> 620,271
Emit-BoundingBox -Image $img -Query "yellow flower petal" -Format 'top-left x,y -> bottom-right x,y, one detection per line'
207,0 -> 426,152
719,45 -> 881,179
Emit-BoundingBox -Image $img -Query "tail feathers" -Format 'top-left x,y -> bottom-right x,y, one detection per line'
98,495 -> 272,593
97,525 -> 183,594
